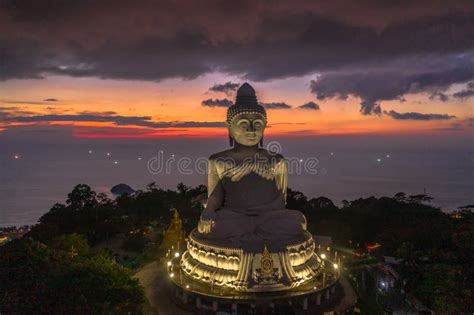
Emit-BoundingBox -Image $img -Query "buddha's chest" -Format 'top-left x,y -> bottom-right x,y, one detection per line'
215,158 -> 283,182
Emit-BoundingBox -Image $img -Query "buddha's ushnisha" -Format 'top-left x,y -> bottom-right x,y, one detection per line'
197,83 -> 307,252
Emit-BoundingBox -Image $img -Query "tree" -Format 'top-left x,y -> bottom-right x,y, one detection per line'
50,233 -> 90,258
408,194 -> 433,204
0,239 -> 54,313
67,184 -> 98,210
309,196 -> 339,212
414,263 -> 471,313
0,238 -> 145,314
49,255 -> 144,314
393,192 -> 407,202
146,182 -> 159,191
177,182 -> 189,195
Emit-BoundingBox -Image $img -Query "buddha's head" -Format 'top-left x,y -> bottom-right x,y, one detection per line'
226,83 -> 267,147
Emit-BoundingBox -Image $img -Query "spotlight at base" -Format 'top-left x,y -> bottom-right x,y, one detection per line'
333,263 -> 339,269
186,285 -> 190,289
167,261 -> 172,266
320,253 -> 326,259
174,252 -> 180,258
170,273 -> 175,278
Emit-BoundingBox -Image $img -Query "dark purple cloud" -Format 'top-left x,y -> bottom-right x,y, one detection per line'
452,82 -> 474,98
0,0 -> 473,117
298,101 -> 320,110
261,102 -> 292,109
384,110 -> 456,120
429,92 -> 449,102
0,3 -> 472,82
309,54 -> 474,115
453,89 -> 474,98
201,98 -> 233,108
43,98 -> 58,102
0,111 -> 225,128
209,82 -> 240,95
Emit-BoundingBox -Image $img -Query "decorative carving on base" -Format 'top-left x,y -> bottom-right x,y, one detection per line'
180,229 -> 322,292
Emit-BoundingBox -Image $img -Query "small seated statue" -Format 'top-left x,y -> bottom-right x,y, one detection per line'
197,83 -> 307,253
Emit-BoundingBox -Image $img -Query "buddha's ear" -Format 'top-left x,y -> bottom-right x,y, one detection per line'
225,121 -> 232,133
226,122 -> 234,147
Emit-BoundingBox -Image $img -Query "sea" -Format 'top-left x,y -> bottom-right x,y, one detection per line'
1,134 -> 473,227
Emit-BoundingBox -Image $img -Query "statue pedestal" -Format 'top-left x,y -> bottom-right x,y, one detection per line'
164,229 -> 347,314
179,229 -> 327,292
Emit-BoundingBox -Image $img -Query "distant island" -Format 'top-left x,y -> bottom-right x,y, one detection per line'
111,183 -> 136,196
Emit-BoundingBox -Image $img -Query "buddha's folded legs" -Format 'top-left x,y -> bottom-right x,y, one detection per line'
255,209 -> 307,239
205,209 -> 258,240
206,208 -> 306,237
199,208 -> 307,252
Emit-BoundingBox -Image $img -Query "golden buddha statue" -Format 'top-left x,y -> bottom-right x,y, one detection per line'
179,83 -> 322,291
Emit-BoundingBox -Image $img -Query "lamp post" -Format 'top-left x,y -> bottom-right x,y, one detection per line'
167,251 -> 181,275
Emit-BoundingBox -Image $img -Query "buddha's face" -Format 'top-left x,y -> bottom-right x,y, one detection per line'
229,113 -> 266,146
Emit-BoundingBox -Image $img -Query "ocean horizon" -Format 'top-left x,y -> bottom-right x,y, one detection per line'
1,133 -> 472,227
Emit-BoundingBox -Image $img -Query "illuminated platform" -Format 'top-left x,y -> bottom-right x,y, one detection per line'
166,231 -> 343,313
179,229 -> 327,292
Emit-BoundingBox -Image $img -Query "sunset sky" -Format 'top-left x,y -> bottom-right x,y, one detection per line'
1,0 -> 474,227
1,0 -> 473,139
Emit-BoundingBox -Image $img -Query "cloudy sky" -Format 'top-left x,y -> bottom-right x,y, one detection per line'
1,0 -> 473,138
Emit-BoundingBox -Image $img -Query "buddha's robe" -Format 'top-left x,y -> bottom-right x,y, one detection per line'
197,159 -> 307,252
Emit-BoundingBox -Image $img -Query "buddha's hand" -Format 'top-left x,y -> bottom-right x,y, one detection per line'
198,209 -> 216,234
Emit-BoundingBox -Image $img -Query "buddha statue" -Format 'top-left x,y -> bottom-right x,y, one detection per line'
195,83 -> 308,253
179,83 -> 322,291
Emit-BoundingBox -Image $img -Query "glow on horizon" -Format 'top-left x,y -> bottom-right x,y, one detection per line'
0,74 -> 471,138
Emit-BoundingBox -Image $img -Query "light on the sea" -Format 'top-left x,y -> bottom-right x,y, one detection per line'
333,263 -> 339,269
377,158 -> 382,162
138,157 -> 142,161
299,159 -> 303,162
386,154 -> 390,158
107,152 -> 111,156
13,155 -> 20,159
320,253 -> 326,259
330,152 -> 334,156
88,150 -> 93,154
174,252 -> 180,258
114,161 -> 118,165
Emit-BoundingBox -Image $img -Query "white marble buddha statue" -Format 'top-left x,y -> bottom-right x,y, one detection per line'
196,83 -> 307,253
